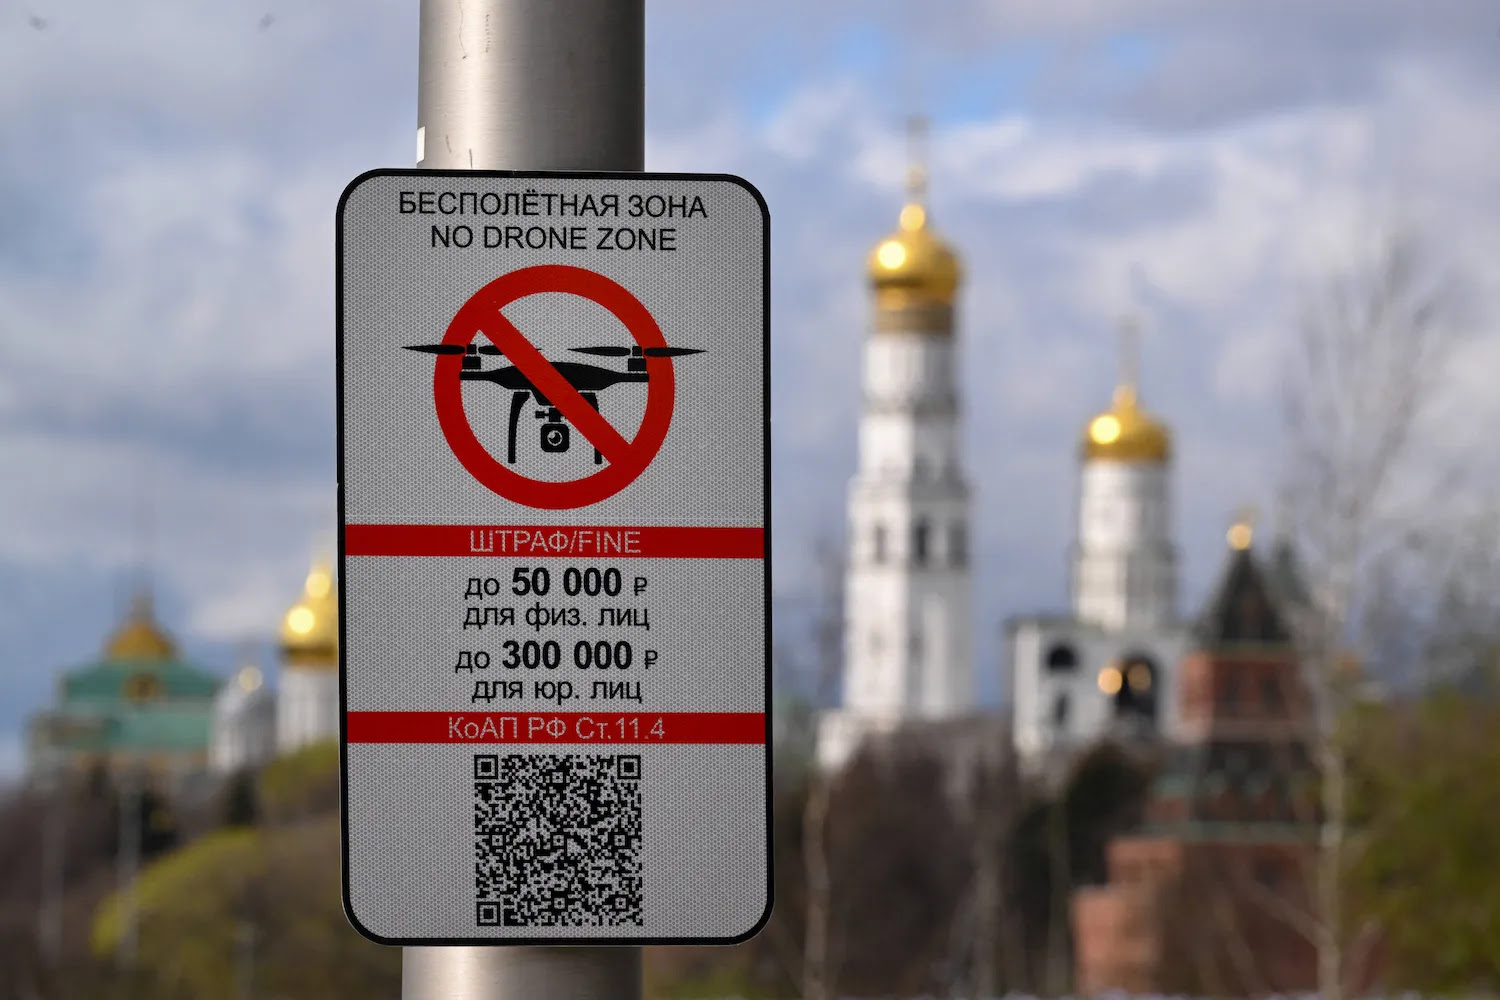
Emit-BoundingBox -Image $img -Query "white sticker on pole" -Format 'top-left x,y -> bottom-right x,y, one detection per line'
335,170 -> 771,945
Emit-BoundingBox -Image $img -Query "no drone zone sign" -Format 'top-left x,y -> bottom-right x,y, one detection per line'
334,169 -> 770,945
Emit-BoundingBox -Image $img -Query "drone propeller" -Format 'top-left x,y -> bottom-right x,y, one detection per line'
568,346 -> 631,357
570,346 -> 705,358
404,344 -> 503,356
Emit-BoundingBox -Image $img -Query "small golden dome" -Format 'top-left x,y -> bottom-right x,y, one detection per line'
867,201 -> 962,312
1083,384 -> 1172,463
280,557 -> 338,667
103,590 -> 177,662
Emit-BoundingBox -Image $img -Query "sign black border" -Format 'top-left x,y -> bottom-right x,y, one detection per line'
334,168 -> 773,947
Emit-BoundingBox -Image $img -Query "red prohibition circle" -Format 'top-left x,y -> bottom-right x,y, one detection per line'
432,265 -> 676,510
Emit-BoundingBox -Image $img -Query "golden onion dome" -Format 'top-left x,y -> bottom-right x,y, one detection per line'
867,200 -> 962,312
1083,384 -> 1172,463
103,589 -> 177,662
280,557 -> 338,667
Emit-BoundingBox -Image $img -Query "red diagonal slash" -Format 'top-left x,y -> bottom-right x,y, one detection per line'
478,312 -> 634,467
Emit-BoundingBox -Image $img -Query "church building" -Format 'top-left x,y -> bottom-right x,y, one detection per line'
818,125 -> 976,770
1071,522 -> 1320,994
210,552 -> 340,773
26,548 -> 343,786
273,555 -> 339,753
26,590 -> 220,788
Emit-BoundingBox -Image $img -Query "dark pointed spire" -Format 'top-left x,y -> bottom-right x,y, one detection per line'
1194,522 -> 1291,647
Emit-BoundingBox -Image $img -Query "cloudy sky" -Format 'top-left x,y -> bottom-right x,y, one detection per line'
2,0 -> 1497,774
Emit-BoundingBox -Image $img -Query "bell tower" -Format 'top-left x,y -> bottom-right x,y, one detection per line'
818,118 -> 974,770
1008,319 -> 1189,772
1073,318 -> 1177,631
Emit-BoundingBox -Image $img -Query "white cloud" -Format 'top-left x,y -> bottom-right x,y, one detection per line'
763,78 -> 873,164
0,425 -> 331,596
0,0 -> 1497,724
1211,321 -> 1286,406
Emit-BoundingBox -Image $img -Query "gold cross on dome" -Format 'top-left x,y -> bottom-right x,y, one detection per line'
1117,315 -> 1142,392
905,114 -> 929,206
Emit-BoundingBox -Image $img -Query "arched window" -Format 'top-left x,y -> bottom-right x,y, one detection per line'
1110,652 -> 1159,724
1051,692 -> 1070,731
1044,644 -> 1078,672
872,523 -> 886,564
913,519 -> 929,566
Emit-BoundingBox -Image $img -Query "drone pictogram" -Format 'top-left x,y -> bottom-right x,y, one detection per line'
405,341 -> 704,466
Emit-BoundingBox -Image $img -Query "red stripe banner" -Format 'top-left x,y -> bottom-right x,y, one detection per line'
346,711 -> 767,745
345,524 -> 763,559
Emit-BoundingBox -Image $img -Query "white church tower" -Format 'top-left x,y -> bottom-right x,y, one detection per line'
1008,322 -> 1189,771
210,660 -> 276,774
275,555 -> 340,753
818,120 -> 974,770
1072,319 -> 1177,631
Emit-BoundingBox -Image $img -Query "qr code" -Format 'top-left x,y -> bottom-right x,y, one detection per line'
473,753 -> 643,928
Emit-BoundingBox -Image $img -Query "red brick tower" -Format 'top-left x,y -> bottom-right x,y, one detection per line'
1072,524 -> 1319,996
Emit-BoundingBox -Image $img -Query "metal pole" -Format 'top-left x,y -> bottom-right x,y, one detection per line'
405,2 -> 644,996
404,947 -> 643,999
416,0 -> 643,172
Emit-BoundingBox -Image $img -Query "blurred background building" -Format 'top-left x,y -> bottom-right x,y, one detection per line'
271,556 -> 340,755
801,146 -> 1337,997
1073,524 -> 1319,994
817,129 -> 976,771
25,554 -> 339,789
1007,333 -> 1192,779
26,590 -> 219,791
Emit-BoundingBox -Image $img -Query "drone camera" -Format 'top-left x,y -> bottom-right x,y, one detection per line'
540,422 -> 570,453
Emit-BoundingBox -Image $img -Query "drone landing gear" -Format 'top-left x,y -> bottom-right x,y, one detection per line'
581,392 -> 602,465
506,391 -> 527,464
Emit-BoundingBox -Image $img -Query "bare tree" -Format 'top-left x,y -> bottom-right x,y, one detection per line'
802,532 -> 844,1000
1043,791 -> 1073,997
1280,224 -> 1457,1000
969,723 -> 1018,1000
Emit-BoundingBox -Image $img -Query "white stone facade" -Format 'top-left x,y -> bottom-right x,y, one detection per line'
1072,460 -> 1176,631
275,666 -> 340,754
1008,617 -> 1189,768
1010,452 -> 1186,774
210,667 -> 277,773
820,327 -> 974,770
